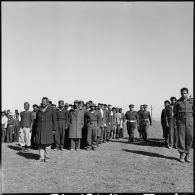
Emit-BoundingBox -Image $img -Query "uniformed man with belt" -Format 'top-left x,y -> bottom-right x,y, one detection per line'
125,104 -> 139,143
175,87 -> 193,163
140,104 -> 152,141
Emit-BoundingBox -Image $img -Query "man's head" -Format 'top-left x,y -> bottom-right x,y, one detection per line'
1,111 -> 6,116
180,87 -> 189,99
112,107 -> 116,113
108,104 -> 112,110
42,97 -> 49,108
140,105 -> 144,111
79,100 -> 84,108
64,103 -> 69,110
33,104 -> 39,112
90,103 -> 96,111
143,104 -> 148,111
119,108 -> 122,113
24,102 -> 30,111
58,100 -> 64,109
104,104 -> 108,110
86,102 -> 90,109
170,97 -> 177,105
74,100 -> 79,109
129,104 -> 134,111
48,101 -> 52,106
164,100 -> 170,107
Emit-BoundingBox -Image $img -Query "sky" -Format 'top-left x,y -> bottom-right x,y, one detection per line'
2,2 -> 193,120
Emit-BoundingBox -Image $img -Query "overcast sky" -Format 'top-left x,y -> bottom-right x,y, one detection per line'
2,2 -> 193,120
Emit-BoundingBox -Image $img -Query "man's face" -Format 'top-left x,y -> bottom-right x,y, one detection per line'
91,106 -> 95,111
119,109 -> 122,113
74,102 -> 79,108
42,99 -> 48,108
171,99 -> 176,105
181,90 -> 188,99
165,102 -> 169,107
24,104 -> 29,111
140,106 -> 144,111
108,106 -> 111,110
33,106 -> 38,112
59,101 -> 64,108
129,107 -> 133,111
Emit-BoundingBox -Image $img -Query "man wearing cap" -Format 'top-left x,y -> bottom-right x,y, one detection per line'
137,105 -> 144,138
1,111 -> 8,142
19,102 -> 34,151
6,112 -> 15,143
175,87 -> 193,163
85,103 -> 101,150
125,104 -> 139,143
68,100 -> 84,150
139,104 -> 152,141
55,100 -> 69,150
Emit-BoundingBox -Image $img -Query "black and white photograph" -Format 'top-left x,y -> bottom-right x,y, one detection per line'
1,1 -> 193,194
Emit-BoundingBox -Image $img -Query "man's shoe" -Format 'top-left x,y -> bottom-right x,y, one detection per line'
179,153 -> 185,163
40,159 -> 45,162
185,154 -> 192,163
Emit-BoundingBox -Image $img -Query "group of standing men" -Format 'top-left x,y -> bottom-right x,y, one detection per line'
161,87 -> 193,163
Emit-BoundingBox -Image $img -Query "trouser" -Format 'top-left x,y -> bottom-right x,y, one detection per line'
51,135 -> 57,149
106,125 -> 111,141
6,125 -> 14,143
2,127 -> 6,142
31,123 -> 37,148
142,124 -> 149,140
81,126 -> 87,148
19,127 -> 31,147
39,144 -> 51,160
14,126 -> 20,142
119,128 -> 124,138
111,125 -> 116,139
87,123 -> 97,147
116,124 -> 120,139
127,122 -> 136,142
138,123 -> 143,137
177,119 -> 193,154
56,120 -> 66,149
70,138 -> 81,150
163,126 -> 169,146
101,126 -> 107,142
169,118 -> 178,148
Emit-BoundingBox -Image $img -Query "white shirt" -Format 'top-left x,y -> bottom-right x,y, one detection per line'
1,116 -> 8,128
100,109 -> 104,118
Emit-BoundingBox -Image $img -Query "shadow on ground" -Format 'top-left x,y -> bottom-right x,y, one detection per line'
16,151 -> 40,160
122,148 -> 179,161
7,145 -> 21,151
110,137 -> 165,147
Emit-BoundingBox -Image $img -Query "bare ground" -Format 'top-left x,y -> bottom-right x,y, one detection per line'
1,121 -> 193,193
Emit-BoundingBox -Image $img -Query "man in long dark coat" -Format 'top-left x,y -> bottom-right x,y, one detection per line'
35,97 -> 57,162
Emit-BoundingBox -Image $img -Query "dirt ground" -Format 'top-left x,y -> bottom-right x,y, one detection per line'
1,121 -> 193,193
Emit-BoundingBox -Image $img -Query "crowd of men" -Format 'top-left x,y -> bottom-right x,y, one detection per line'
1,87 -> 193,163
1,99 -> 152,161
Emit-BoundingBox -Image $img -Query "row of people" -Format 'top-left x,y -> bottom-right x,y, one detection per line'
161,87 -> 193,163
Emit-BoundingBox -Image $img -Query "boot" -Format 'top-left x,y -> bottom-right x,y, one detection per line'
185,153 -> 191,163
179,153 -> 185,163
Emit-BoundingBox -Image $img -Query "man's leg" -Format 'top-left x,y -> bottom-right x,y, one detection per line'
45,145 -> 51,160
174,122 -> 178,148
92,124 -> 97,149
185,122 -> 193,162
39,145 -> 45,161
19,128 -> 25,151
76,139 -> 81,150
87,124 -> 92,149
70,139 -> 76,150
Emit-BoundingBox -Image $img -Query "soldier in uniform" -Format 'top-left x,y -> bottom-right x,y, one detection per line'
85,103 -> 101,150
140,104 -> 152,141
161,100 -> 171,148
125,104 -> 139,143
55,100 -> 69,150
175,88 -> 193,163
137,105 -> 144,138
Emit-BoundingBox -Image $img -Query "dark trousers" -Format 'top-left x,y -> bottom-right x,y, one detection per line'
31,123 -> 37,148
138,123 -> 143,137
106,125 -> 111,141
2,127 -> 6,142
162,126 -> 169,146
119,128 -> 124,138
110,125 -> 116,139
81,126 -> 87,148
70,138 -> 80,150
177,120 -> 193,154
127,122 -> 136,141
142,124 -> 149,140
87,123 -> 97,147
168,118 -> 178,148
116,124 -> 120,139
14,126 -> 20,142
6,125 -> 14,143
56,120 -> 66,149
